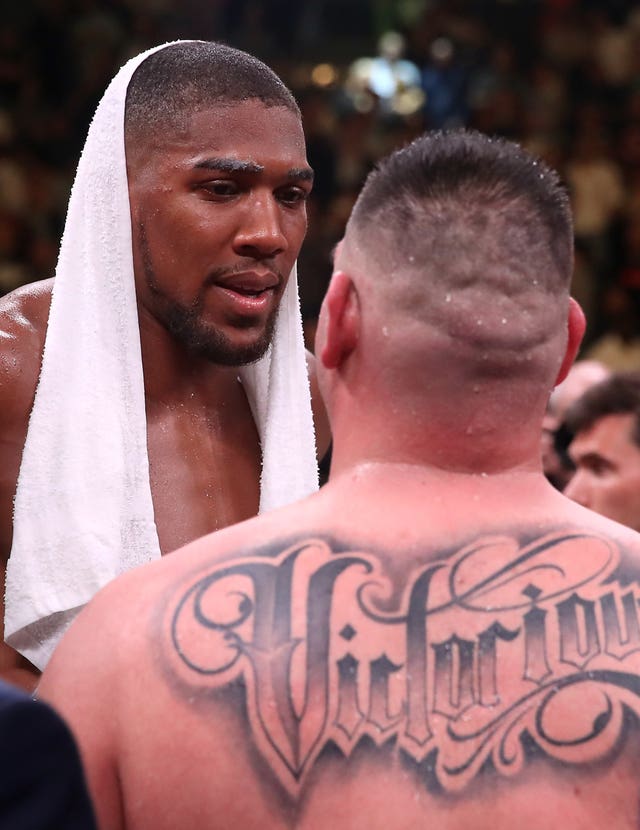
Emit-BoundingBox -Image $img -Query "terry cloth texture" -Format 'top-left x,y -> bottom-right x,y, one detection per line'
5,41 -> 319,671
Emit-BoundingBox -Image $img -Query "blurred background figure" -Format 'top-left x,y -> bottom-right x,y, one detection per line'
0,679 -> 97,828
346,30 -> 423,121
563,371 -> 640,532
541,359 -> 611,490
584,284 -> 640,370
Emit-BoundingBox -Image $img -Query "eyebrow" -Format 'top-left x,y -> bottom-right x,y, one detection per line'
572,450 -> 613,469
194,157 -> 314,182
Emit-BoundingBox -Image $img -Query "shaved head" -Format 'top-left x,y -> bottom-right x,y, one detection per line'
125,40 -> 300,147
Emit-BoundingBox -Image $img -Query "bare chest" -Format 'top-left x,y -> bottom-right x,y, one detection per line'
145,396 -> 261,553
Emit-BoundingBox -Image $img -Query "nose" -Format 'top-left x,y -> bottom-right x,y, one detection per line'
233,192 -> 287,259
563,469 -> 591,507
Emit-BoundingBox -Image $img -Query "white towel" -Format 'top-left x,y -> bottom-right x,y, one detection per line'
5,41 -> 319,671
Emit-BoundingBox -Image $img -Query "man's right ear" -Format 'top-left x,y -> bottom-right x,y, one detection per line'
554,297 -> 587,386
319,271 -> 360,370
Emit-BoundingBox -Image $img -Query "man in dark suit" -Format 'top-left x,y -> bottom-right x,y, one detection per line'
0,681 -> 96,828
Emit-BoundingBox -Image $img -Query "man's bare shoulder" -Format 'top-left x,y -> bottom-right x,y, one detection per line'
0,278 -> 53,335
0,279 -> 53,418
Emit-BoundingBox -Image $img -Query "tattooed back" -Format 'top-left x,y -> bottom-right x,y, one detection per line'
38,469 -> 640,830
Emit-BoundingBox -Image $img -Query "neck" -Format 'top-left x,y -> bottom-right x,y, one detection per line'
323,457 -> 558,544
327,397 -> 546,480
137,306 -> 241,404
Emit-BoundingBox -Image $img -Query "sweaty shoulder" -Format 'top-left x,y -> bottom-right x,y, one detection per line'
0,279 -> 53,561
0,279 -> 52,419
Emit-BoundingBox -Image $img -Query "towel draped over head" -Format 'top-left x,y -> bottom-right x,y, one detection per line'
5,41 -> 319,671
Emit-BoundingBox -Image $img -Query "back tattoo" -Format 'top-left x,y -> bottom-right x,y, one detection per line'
163,532 -> 640,797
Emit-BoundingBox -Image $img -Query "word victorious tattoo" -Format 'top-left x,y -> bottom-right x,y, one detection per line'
166,533 -> 640,796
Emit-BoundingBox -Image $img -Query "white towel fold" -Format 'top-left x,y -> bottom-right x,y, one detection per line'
5,41 -> 319,671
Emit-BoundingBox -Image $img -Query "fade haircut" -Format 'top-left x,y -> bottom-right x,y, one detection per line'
565,372 -> 640,447
125,41 -> 300,142
349,128 -> 572,290
344,129 -> 574,377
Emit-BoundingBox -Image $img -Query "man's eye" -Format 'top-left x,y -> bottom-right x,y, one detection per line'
277,187 -> 308,206
201,181 -> 239,197
586,459 -> 611,477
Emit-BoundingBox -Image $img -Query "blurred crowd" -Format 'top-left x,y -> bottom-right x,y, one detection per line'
3,0 -> 640,359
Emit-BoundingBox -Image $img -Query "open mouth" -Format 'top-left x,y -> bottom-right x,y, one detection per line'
217,284 -> 275,314
231,285 -> 272,297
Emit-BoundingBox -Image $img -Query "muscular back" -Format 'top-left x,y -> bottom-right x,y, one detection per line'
39,472 -> 640,829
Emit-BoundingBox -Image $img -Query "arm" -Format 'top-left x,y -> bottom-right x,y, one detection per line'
306,349 -> 332,465
0,282 -> 52,691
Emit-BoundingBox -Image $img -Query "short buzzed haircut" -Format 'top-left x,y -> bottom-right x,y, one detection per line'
565,371 -> 640,447
349,129 -> 573,293
125,41 -> 300,142
342,129 -> 574,381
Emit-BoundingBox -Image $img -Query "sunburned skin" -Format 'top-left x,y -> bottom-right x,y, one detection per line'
156,528 -> 640,822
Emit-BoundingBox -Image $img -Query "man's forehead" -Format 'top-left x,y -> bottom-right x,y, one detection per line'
132,103 -> 309,179
574,412 -> 639,453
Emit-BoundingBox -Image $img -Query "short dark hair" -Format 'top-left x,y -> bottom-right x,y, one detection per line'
349,128 -> 573,294
125,41 -> 300,142
341,129 -> 574,387
565,371 -> 640,447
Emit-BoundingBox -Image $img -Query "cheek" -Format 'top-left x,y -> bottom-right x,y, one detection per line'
616,472 -> 640,506
285,211 -> 308,253
596,476 -> 640,520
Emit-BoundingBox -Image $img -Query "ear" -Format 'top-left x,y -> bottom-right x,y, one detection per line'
554,297 -> 586,386
319,270 -> 360,370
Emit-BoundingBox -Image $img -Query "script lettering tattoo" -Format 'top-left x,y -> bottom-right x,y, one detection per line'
167,533 -> 640,795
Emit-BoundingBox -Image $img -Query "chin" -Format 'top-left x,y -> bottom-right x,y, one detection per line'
188,327 -> 273,366
164,304 -> 276,366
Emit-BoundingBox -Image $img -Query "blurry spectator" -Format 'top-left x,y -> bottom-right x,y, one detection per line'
541,359 -> 611,490
0,114 -> 28,216
587,7 -> 635,91
522,59 -> 568,138
569,239 -> 600,346
617,217 -> 640,294
563,371 -> 640,531
564,130 -> 625,306
420,35 -> 470,128
540,5 -> 591,73
346,30 -> 423,120
468,42 -> 526,137
0,209 -> 32,295
333,108 -> 379,193
299,88 -> 337,210
585,285 -> 640,370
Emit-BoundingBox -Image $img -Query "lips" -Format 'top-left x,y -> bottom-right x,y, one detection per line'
221,271 -> 279,291
213,270 -> 280,315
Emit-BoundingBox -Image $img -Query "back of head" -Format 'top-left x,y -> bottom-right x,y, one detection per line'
125,40 -> 300,145
341,129 -> 574,397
